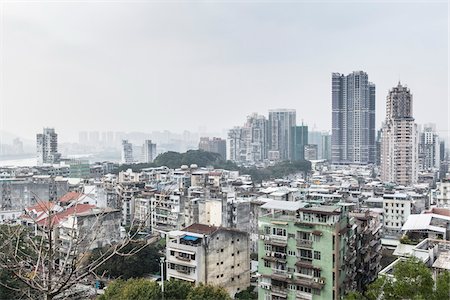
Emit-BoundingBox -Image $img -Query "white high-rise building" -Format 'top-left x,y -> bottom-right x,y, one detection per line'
141,140 -> 156,163
227,113 -> 269,163
36,128 -> 61,166
268,109 -> 296,161
419,124 -> 440,171
381,82 -> 418,186
121,140 -> 134,164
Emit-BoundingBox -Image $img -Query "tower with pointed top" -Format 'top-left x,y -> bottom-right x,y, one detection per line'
380,82 -> 418,185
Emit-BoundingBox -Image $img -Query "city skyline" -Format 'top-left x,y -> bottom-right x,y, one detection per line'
0,2 -> 448,142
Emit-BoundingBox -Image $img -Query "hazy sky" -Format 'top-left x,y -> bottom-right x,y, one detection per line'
1,1 -> 448,142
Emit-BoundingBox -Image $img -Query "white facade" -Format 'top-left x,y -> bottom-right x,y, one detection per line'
383,193 -> 412,236
436,179 -> 450,207
121,140 -> 134,164
381,83 -> 419,186
36,128 -> 61,166
141,140 -> 157,163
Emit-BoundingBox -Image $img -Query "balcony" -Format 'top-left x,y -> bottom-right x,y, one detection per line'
176,255 -> 191,262
271,285 -> 288,296
296,239 -> 313,249
296,291 -> 313,300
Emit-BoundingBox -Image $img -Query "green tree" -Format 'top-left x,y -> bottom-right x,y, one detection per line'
234,286 -> 257,299
434,271 -> 450,300
164,279 -> 194,300
366,258 -> 434,300
91,241 -> 161,279
344,291 -> 366,300
99,278 -> 161,300
186,283 -> 231,300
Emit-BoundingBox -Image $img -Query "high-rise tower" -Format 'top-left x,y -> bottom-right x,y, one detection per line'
268,109 -> 296,161
331,71 -> 375,164
36,128 -> 61,166
380,82 -> 418,186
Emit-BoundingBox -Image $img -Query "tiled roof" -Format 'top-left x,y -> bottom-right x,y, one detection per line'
36,204 -> 95,227
59,192 -> 82,203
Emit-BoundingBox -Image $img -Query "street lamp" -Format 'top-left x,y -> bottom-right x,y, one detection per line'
160,256 -> 165,300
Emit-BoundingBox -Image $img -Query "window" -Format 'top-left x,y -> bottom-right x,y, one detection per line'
313,235 -> 321,242
313,269 -> 321,277
265,226 -> 271,234
221,249 -> 224,252
273,228 -> 286,236
288,250 -> 296,256
170,251 -> 175,256
232,253 -> 234,256
314,251 -> 321,260
264,260 -> 271,267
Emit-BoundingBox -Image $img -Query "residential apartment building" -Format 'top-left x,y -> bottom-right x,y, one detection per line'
121,140 -> 134,164
382,193 -> 412,236
227,113 -> 269,163
141,140 -> 157,163
198,137 -> 227,160
419,124 -> 440,171
380,82 -> 419,186
36,128 -> 61,166
166,223 -> 250,297
257,200 -> 354,300
331,71 -> 376,165
268,109 -> 296,161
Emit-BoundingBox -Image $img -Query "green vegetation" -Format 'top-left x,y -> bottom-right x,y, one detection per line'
345,257 -> 450,300
235,286 -> 258,299
115,149 -> 311,183
90,241 -> 162,279
164,279 -> 194,300
99,279 -> 231,300
186,283 -> 231,300
98,278 -> 161,300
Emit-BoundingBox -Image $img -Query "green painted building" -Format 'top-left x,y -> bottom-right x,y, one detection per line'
257,200 -> 354,300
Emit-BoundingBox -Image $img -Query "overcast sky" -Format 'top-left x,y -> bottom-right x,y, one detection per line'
1,1 -> 448,142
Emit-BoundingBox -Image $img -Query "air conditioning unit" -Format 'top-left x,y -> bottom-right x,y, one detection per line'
313,278 -> 319,283
265,236 -> 270,241
319,279 -> 325,284
260,235 -> 265,240
287,274 -> 293,279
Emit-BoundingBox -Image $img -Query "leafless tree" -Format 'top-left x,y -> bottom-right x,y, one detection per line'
0,192 -> 152,300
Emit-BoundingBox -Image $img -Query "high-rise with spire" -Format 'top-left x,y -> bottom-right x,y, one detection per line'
380,82 -> 418,185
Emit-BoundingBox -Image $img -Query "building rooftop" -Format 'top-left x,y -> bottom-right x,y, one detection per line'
260,200 -> 308,211
183,223 -> 219,235
401,214 -> 450,233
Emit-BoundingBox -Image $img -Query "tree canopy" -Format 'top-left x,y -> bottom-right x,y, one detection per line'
98,278 -> 161,300
115,149 -> 311,183
90,241 -> 162,279
346,257 -> 450,300
99,279 -> 231,300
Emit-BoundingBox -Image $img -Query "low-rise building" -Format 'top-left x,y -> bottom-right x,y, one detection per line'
166,223 -> 250,297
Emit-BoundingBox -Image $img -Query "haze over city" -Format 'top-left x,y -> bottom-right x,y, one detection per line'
1,1 -> 448,143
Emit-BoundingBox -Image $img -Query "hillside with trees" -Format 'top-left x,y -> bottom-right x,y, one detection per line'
116,149 -> 311,183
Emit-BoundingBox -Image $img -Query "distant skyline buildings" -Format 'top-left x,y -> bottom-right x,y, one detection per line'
331,71 -> 376,165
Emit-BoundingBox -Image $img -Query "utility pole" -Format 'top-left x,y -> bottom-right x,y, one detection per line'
160,256 -> 165,300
